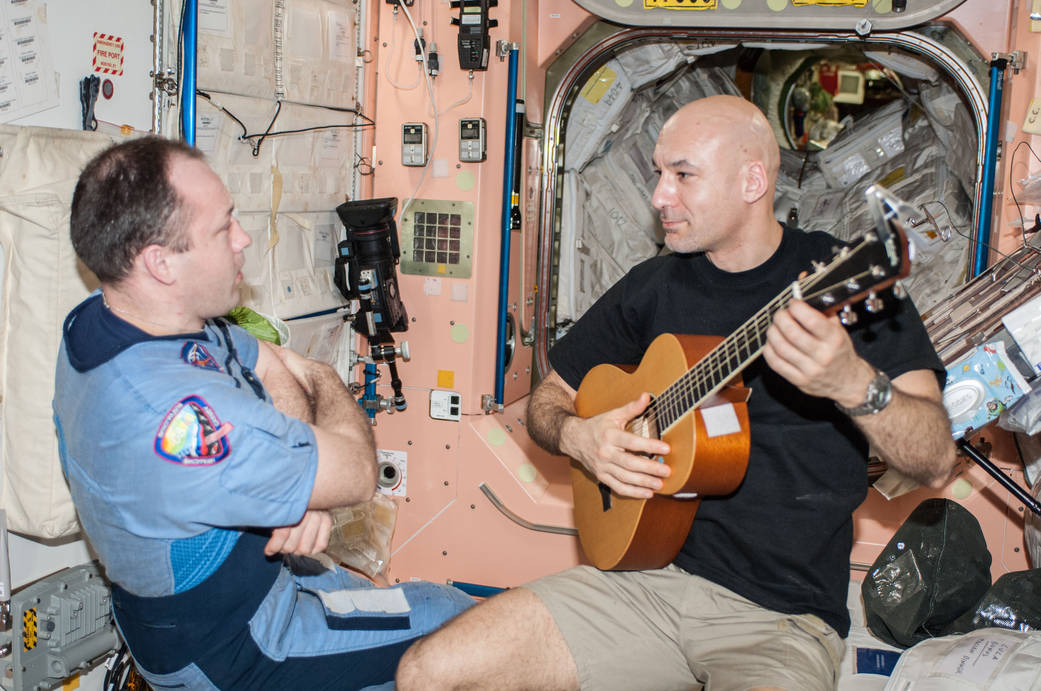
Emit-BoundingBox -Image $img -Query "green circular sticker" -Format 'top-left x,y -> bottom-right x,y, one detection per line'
486,427 -> 507,447
872,0 -> 892,13
720,0 -> 741,8
518,463 -> 538,483
951,477 -> 973,500
456,170 -> 475,191
450,323 -> 470,343
614,0 -> 635,6
767,0 -> 787,10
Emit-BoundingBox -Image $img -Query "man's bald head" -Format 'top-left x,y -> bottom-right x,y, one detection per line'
660,95 -> 780,187
651,95 -> 784,264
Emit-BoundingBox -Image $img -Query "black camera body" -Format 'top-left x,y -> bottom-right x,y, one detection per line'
334,197 -> 409,341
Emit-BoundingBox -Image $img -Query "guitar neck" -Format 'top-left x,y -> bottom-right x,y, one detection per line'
649,239 -> 897,433
652,282 -> 800,432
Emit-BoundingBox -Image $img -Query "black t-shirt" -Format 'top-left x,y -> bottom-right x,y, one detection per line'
549,225 -> 944,637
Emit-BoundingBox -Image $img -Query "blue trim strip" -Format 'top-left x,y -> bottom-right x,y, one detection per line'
449,580 -> 506,598
974,60 -> 1006,278
182,0 -> 198,145
362,362 -> 379,420
494,48 -> 520,405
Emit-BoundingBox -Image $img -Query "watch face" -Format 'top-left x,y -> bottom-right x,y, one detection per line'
867,373 -> 892,411
868,388 -> 886,407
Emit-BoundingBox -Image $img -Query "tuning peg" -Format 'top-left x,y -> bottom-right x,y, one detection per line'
844,279 -> 861,292
812,260 -> 827,273
892,281 -> 907,299
839,305 -> 858,326
864,291 -> 884,313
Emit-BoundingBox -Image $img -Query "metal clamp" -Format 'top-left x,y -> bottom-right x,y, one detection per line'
481,393 -> 504,414
496,40 -> 518,61
151,69 -> 179,95
991,50 -> 1027,74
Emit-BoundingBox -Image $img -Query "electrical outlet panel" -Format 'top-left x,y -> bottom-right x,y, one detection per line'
430,390 -> 462,421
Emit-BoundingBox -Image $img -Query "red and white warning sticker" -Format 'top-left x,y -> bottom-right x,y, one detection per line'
92,33 -> 125,76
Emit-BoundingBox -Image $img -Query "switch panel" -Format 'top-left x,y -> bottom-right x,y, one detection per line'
459,117 -> 486,162
430,390 -> 462,421
402,123 -> 428,167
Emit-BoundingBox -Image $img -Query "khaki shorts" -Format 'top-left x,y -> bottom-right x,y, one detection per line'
524,564 -> 844,691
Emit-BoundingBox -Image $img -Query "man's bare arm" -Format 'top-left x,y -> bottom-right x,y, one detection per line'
526,371 -> 670,498
255,341 -> 314,423
764,301 -> 956,488
257,343 -> 377,508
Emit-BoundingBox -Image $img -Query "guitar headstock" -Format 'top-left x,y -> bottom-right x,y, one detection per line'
800,184 -> 913,319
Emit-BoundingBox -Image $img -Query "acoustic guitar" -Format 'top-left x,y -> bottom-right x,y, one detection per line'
571,187 -> 914,570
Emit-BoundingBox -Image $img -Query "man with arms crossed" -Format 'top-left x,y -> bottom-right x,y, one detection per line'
397,95 -> 956,690
53,137 -> 471,690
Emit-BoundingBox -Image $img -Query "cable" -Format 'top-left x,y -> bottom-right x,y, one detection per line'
354,152 -> 375,176
382,10 -> 420,91
196,90 -> 248,139
248,99 -> 283,156
1009,139 -> 1041,246
196,91 -> 374,157
920,199 -> 1041,279
440,70 -> 475,114
397,0 -> 439,221
103,644 -> 137,691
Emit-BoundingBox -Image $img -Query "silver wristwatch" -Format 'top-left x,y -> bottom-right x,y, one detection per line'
836,369 -> 892,417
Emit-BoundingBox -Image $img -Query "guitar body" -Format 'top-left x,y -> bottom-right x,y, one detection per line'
568,196 -> 914,570
572,333 -> 751,571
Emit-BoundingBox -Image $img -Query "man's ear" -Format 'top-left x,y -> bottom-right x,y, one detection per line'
140,244 -> 177,286
742,160 -> 770,204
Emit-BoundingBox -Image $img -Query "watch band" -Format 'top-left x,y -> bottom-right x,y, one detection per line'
836,369 -> 892,417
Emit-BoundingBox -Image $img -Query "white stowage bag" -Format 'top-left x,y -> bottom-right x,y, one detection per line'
0,125 -> 124,538
883,629 -> 1041,691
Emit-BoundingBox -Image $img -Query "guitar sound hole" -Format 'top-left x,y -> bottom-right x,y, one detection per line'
598,482 -> 612,512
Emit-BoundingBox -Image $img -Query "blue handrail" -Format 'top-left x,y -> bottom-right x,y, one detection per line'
181,0 -> 198,145
973,58 -> 1007,278
494,47 -> 520,406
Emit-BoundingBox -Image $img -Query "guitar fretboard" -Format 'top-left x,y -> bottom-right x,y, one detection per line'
636,238 -> 887,435
652,281 -> 802,432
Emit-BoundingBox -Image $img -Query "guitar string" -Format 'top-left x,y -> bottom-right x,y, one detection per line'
652,265 -> 876,430
629,241 -> 881,435
647,262 -> 877,432
625,272 -> 814,436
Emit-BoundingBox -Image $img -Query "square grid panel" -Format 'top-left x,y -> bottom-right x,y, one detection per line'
399,199 -> 474,278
